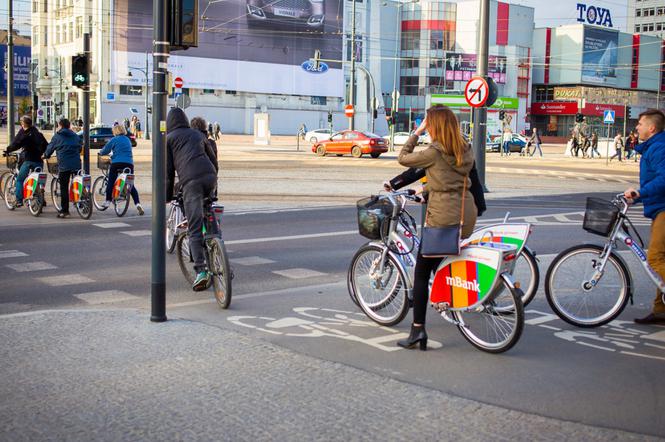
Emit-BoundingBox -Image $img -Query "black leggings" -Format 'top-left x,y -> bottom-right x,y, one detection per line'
58,171 -> 76,214
412,253 -> 443,325
106,163 -> 140,205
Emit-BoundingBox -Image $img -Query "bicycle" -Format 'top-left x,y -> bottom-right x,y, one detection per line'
348,190 -> 525,353
175,196 -> 232,309
92,155 -> 135,217
166,190 -> 185,253
544,194 -> 665,328
47,159 -> 93,220
2,152 -> 48,216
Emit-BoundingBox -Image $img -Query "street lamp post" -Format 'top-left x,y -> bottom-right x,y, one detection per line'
349,0 -> 356,130
128,52 -> 151,140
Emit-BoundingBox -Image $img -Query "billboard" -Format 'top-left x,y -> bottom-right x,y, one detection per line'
581,27 -> 618,85
444,53 -> 507,84
0,45 -> 31,97
111,0 -> 344,97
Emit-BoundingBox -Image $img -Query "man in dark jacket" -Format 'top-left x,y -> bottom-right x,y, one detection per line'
529,128 -> 543,157
166,108 -> 218,291
44,118 -> 82,218
5,116 -> 47,207
625,109 -> 665,324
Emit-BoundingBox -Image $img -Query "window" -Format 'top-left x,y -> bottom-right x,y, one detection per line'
44,25 -> 48,45
430,31 -> 444,50
429,58 -> 443,69
32,0 -> 37,13
658,23 -> 663,31
120,85 -> 144,96
55,25 -> 60,44
399,76 -> 419,96
202,89 -> 215,94
650,8 -> 656,16
658,7 -> 664,15
401,58 -> 419,69
225,90 -> 237,95
649,23 -> 655,31
69,21 -> 73,41
344,132 -> 359,140
76,16 -> 82,38
636,25 -> 641,32
62,24 -> 67,42
400,30 -> 420,51
636,9 -> 642,16
33,26 -> 39,46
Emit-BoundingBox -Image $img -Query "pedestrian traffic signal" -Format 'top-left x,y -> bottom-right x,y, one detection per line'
169,0 -> 199,50
499,110 -> 505,121
327,112 -> 333,123
575,113 -> 584,123
71,54 -> 89,88
626,106 -> 632,120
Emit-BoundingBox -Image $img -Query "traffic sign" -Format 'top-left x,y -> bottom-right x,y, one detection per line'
344,105 -> 354,118
464,77 -> 489,108
176,94 -> 191,109
174,77 -> 184,89
603,109 -> 615,124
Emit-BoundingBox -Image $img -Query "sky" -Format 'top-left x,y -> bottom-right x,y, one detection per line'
516,0 -> 629,32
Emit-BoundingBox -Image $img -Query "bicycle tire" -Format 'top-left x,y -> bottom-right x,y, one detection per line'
27,189 -> 44,216
114,193 -> 130,217
0,170 -> 11,200
349,244 -> 410,326
176,232 -> 196,285
545,244 -> 630,328
92,176 -> 108,211
491,248 -> 540,312
165,204 -> 178,254
451,277 -> 524,353
75,189 -> 93,220
3,175 -> 16,210
208,237 -> 232,309
50,177 -> 62,212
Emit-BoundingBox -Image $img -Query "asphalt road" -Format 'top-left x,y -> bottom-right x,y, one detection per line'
0,188 -> 662,438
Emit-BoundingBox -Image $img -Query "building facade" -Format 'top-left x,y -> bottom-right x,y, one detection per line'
627,0 -> 665,38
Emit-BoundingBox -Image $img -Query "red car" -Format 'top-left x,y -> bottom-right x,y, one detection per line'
312,130 -> 388,158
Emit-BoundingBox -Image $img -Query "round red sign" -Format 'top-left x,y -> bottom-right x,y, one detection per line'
344,105 -> 354,117
174,77 -> 184,88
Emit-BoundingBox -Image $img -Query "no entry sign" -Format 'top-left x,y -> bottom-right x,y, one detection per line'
174,77 -> 184,89
464,77 -> 489,108
344,105 -> 354,117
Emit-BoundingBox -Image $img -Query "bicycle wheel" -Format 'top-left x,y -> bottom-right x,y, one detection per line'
75,189 -> 93,219
92,176 -> 108,211
349,244 -> 410,326
3,175 -> 16,210
0,170 -> 10,200
50,177 -> 62,212
176,232 -> 196,285
114,193 -> 130,217
165,205 -> 178,254
208,237 -> 232,309
451,277 -> 524,353
545,244 -> 630,328
491,248 -> 540,312
27,189 -> 44,216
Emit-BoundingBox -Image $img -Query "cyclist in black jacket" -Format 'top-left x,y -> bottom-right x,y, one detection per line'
166,108 -> 218,291
5,116 -> 48,207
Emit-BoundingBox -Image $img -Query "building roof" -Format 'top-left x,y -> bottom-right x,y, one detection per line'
0,30 -> 31,46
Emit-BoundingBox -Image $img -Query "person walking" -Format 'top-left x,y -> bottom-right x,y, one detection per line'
625,132 -> 638,161
98,124 -> 144,215
624,109 -> 665,324
529,127 -> 543,157
395,105 -> 477,350
43,118 -> 82,218
502,128 -> 512,156
166,108 -> 218,291
610,132 -> 624,162
135,118 -> 142,139
5,116 -> 48,207
207,122 -> 214,139
214,122 -> 221,141
191,116 -> 219,195
590,131 -> 601,158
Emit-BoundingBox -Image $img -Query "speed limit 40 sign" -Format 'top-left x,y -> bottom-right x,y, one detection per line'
464,76 -> 489,108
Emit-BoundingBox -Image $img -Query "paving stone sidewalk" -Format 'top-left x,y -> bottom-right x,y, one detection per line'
0,309 -> 657,441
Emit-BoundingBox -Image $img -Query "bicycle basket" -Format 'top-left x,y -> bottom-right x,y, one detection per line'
6,154 -> 17,169
583,198 -> 620,237
356,196 -> 393,240
97,155 -> 111,171
46,158 -> 59,174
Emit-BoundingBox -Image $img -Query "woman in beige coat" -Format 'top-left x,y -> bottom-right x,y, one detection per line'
396,105 -> 477,351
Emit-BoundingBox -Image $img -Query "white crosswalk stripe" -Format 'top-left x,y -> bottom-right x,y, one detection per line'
92,222 -> 132,229
0,250 -> 28,259
5,262 -> 58,272
37,274 -> 95,287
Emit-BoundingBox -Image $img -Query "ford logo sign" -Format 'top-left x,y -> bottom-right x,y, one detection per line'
301,60 -> 328,74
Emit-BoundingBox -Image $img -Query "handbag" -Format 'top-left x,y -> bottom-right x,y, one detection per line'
420,175 -> 468,258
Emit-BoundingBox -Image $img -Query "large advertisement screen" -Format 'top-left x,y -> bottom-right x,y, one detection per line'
444,53 -> 507,84
581,27 -> 618,85
0,45 -> 31,97
111,0 -> 344,97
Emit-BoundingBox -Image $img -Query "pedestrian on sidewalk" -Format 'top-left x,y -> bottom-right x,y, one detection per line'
610,132 -> 624,162
590,131 -> 601,158
214,121 -> 221,141
502,128 -> 512,156
191,116 -> 219,196
44,118 -> 82,218
529,128 -> 543,157
5,116 -> 48,207
98,124 -> 144,215
624,109 -> 665,324
625,131 -> 638,161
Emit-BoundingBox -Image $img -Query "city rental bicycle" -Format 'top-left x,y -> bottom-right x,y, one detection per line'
48,161 -> 93,219
544,194 -> 665,327
2,152 -> 48,216
175,196 -> 232,309
348,190 -> 525,353
92,155 -> 135,217
166,191 -> 185,253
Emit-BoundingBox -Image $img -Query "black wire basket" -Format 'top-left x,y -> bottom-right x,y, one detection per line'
46,158 -> 59,174
357,196 -> 394,240
6,154 -> 17,170
583,198 -> 620,237
97,155 -> 111,172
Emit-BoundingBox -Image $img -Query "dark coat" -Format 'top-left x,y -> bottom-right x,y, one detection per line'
44,128 -> 82,172
166,108 -> 217,201
7,126 -> 48,163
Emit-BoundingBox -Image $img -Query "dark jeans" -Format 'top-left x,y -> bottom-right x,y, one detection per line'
412,253 -> 444,325
182,175 -> 217,273
16,160 -> 43,202
105,162 -> 139,205
58,170 -> 76,214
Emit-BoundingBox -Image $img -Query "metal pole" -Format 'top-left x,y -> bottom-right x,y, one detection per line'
390,4 -> 400,151
82,34 -> 91,174
151,0 -> 168,323
58,58 -> 63,119
144,52 -> 150,140
349,0 -> 356,130
471,0 -> 489,190
606,123 -> 610,166
356,64 -> 375,133
623,103 -> 627,138
7,0 -> 14,143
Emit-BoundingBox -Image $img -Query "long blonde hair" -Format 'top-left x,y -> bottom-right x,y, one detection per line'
426,105 -> 467,166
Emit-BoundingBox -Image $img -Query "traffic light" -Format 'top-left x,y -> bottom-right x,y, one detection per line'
327,111 -> 333,123
71,54 -> 89,88
485,76 -> 499,107
169,0 -> 199,50
575,113 -> 584,123
499,110 -> 505,121
373,109 -> 378,119
626,106 -> 632,120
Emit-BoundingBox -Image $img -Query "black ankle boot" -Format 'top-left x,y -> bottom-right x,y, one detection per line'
397,324 -> 428,351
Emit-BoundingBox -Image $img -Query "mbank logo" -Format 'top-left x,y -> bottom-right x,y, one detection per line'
445,276 -> 480,293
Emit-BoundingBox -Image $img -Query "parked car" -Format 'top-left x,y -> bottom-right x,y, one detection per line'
246,0 -> 325,29
418,132 -> 431,144
305,128 -> 332,144
485,135 -> 502,152
501,133 -> 528,153
77,126 -> 137,149
312,130 -> 388,158
382,132 -> 411,145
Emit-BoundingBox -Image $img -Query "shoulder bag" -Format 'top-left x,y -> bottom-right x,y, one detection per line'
420,175 -> 467,258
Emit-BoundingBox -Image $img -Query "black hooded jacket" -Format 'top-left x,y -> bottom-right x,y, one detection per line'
7,126 -> 48,163
166,108 -> 217,200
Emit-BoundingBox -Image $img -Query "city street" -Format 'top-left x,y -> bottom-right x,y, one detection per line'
1,145 -> 662,439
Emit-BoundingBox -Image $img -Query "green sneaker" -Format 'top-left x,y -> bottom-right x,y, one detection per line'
192,271 -> 210,292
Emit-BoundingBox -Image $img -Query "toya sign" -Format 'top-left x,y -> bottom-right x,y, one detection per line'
576,3 -> 613,27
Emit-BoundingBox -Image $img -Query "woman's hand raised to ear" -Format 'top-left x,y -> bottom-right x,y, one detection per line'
414,118 -> 427,136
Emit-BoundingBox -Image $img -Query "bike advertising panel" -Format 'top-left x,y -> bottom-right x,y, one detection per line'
111,0 -> 344,97
581,27 -> 618,86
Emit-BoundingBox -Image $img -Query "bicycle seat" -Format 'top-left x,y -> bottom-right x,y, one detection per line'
203,196 -> 217,206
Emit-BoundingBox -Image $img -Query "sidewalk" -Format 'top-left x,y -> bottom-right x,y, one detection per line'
0,308 -> 654,441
